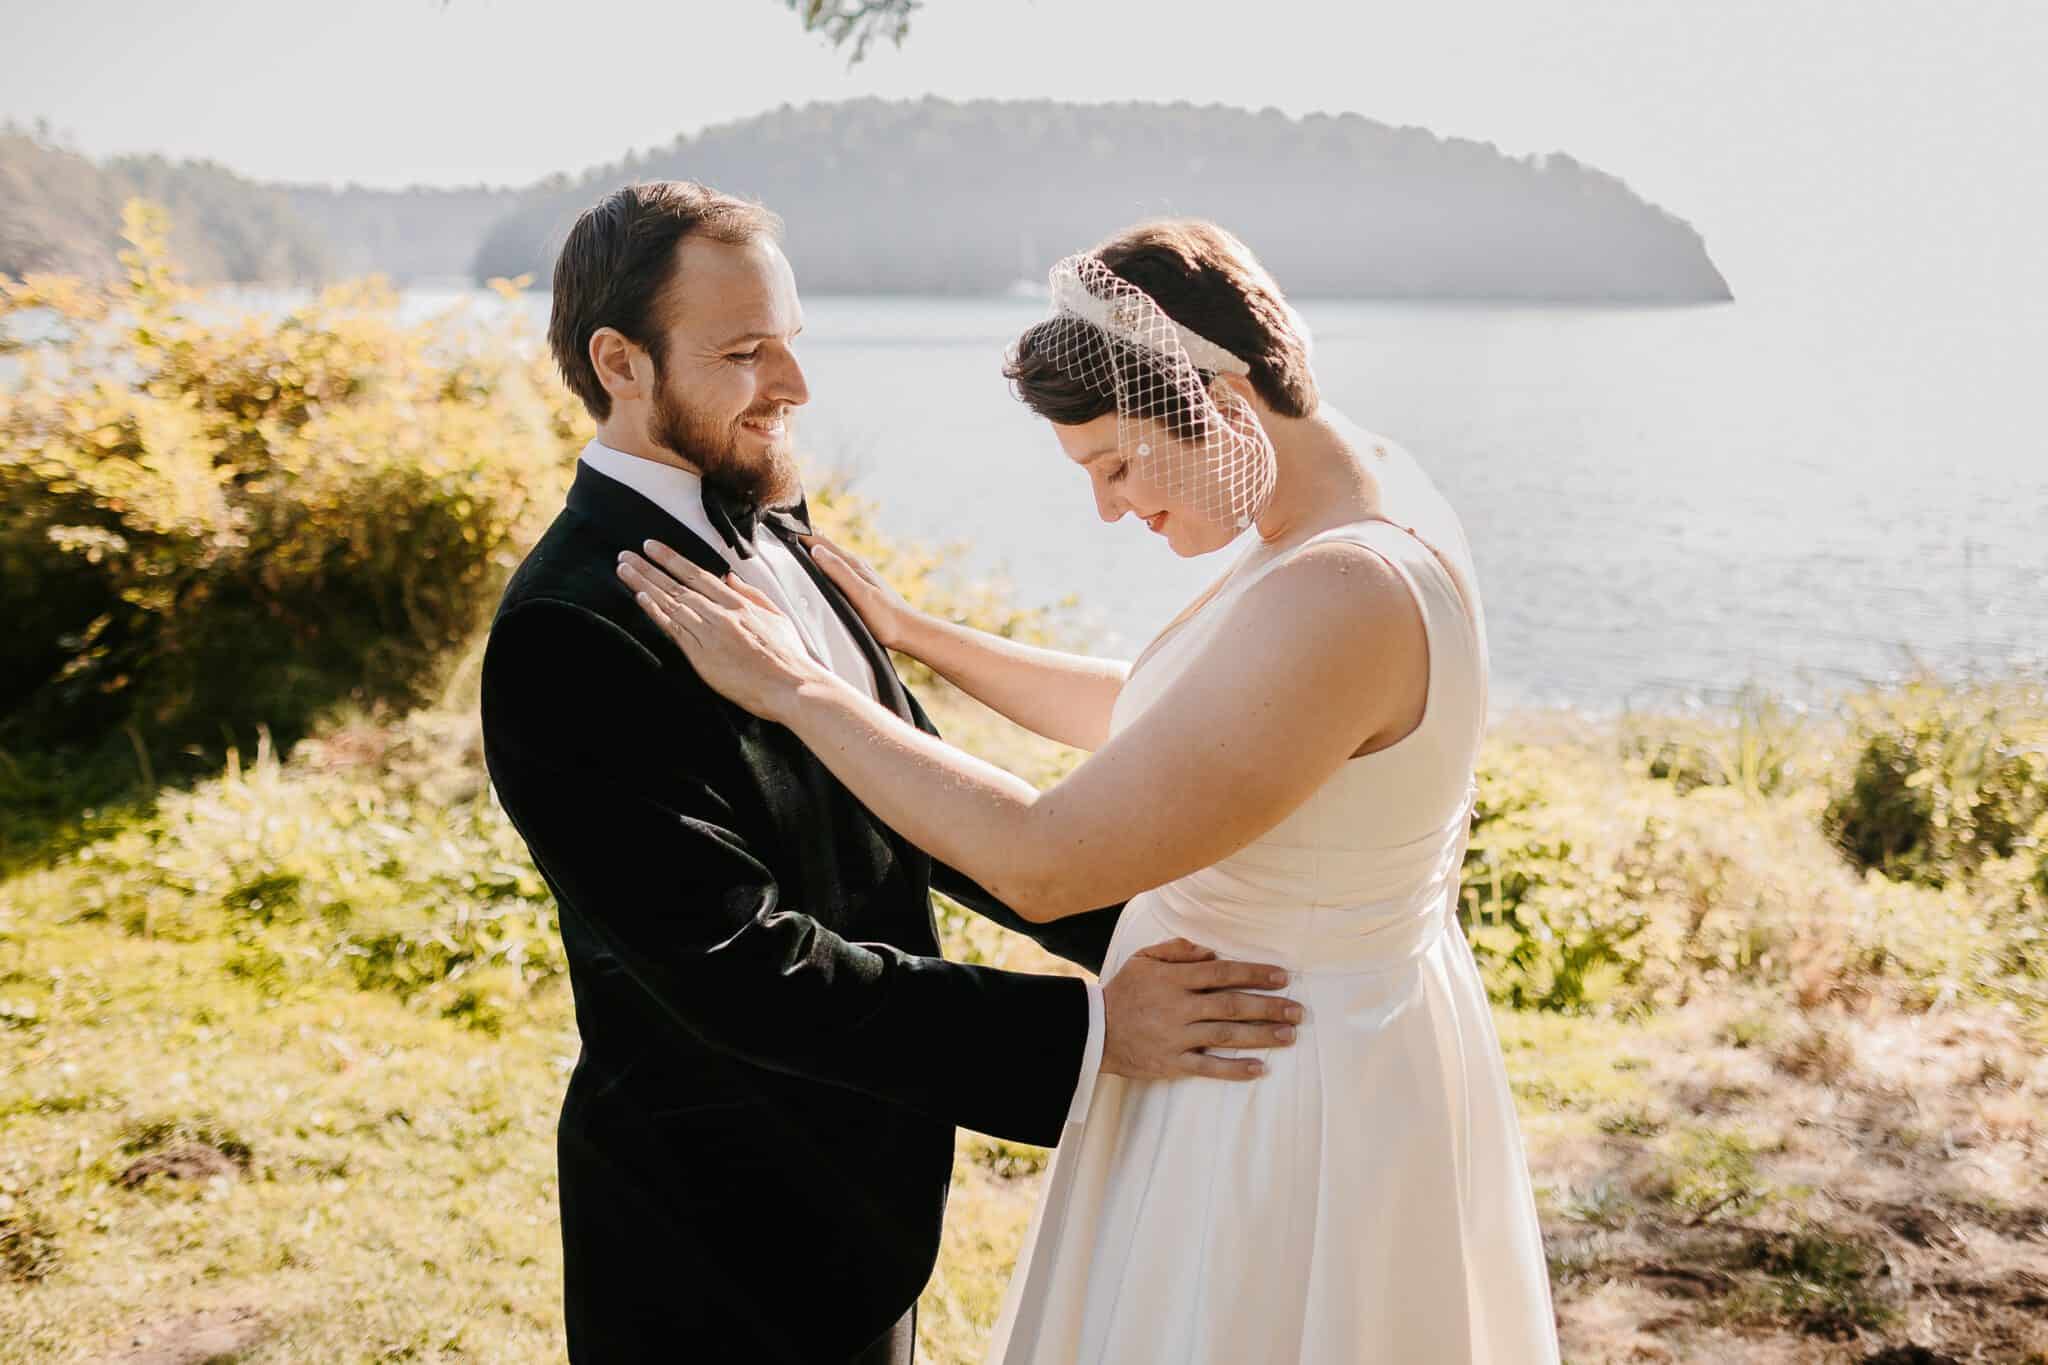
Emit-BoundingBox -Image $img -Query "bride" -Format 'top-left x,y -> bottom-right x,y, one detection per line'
616,221 -> 1560,1363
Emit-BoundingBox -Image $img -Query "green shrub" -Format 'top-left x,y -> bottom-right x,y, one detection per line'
13,717 -> 566,1025
1737,1228 -> 1895,1335
1658,1127 -> 1771,1222
1622,687 -> 1805,799
0,201 -> 578,811
0,743 -> 151,877
2027,813 -> 2048,906
1459,757 -> 1648,1013
1821,683 -> 2048,888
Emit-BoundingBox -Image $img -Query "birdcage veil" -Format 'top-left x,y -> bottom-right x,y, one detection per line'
1036,254 -> 1278,531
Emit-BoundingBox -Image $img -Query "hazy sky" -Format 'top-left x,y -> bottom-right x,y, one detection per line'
6,0 -> 2043,304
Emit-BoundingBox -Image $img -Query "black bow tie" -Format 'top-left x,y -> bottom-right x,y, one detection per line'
701,481 -> 812,560
702,480 -> 762,558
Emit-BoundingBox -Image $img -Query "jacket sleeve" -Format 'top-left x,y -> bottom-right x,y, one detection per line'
926,860 -> 1122,977
482,597 -> 1090,1147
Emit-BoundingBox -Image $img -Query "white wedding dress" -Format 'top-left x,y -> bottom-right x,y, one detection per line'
987,490 -> 1560,1362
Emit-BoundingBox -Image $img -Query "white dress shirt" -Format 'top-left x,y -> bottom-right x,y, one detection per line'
580,440 -> 1105,1125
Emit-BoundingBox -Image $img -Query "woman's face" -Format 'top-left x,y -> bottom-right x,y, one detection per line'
1053,412 -> 1244,558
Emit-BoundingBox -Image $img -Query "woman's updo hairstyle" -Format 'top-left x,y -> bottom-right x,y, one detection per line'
1004,219 -> 1318,426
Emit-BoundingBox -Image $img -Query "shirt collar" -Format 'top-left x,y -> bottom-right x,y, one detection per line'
578,439 -> 733,563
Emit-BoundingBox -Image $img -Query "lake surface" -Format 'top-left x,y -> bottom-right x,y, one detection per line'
405,289 -> 2048,710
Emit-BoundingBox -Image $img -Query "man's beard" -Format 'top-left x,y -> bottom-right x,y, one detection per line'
649,372 -> 801,510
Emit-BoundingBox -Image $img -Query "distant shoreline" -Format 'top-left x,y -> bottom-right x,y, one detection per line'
6,98 -> 1731,303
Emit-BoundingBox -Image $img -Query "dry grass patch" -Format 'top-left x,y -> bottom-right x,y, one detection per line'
1531,990 -> 2048,1363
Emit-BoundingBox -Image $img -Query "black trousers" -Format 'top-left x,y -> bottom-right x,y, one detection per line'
850,1304 -> 916,1365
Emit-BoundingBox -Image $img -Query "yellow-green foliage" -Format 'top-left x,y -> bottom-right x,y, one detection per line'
1620,686 -> 1807,799
1460,753 -> 1647,1013
0,207 -> 1072,869
0,201 -> 581,791
1464,694 -> 2048,1020
2,715 -> 563,1036
1821,680 -> 2048,888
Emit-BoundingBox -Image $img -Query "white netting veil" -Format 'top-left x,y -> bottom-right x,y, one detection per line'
1036,254 -> 1278,531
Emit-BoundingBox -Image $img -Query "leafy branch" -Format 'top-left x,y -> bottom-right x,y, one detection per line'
784,0 -> 919,62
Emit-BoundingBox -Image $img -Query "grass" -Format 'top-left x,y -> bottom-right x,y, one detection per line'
3,688 -> 2047,1362
0,902 -> 569,1360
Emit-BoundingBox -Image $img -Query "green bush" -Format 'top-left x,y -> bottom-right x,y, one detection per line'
14,716 -> 565,1027
0,201 -> 578,804
1459,757 -> 1648,1013
1821,683 -> 2048,888
2032,814 -> 2048,905
1621,687 -> 1804,799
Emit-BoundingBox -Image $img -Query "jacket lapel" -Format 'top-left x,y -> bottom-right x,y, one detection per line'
567,466 -> 923,737
762,510 -> 938,883
564,462 -> 931,893
565,463 -> 853,894
763,511 -> 921,728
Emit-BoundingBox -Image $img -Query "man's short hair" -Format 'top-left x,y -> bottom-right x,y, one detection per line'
547,181 -> 783,421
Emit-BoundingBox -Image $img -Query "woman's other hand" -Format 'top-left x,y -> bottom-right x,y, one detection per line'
802,534 -> 919,651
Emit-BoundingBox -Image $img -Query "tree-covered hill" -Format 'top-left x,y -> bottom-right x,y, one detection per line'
469,99 -> 1732,300
0,130 -> 326,283
3,100 -> 1731,300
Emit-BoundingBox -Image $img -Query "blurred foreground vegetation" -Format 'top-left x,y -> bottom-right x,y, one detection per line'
3,218 -> 2044,1362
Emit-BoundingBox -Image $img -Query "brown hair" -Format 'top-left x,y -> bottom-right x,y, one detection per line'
1004,220 -> 1317,427
546,181 -> 783,421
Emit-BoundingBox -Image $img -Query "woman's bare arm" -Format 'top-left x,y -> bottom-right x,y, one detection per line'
892,613 -> 1129,750
806,534 -> 1129,750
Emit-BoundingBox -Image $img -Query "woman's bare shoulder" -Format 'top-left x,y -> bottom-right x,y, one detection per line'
1248,536 -> 1419,629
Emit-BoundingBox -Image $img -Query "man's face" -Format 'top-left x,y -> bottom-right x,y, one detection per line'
647,235 -> 809,507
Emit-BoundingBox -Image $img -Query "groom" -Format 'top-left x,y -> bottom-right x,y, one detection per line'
480,181 -> 1302,1363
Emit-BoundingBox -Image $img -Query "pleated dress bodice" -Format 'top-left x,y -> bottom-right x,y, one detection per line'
1103,514 -> 1487,975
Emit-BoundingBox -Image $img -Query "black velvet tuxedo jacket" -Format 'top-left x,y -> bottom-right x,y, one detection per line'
480,462 -> 1120,1362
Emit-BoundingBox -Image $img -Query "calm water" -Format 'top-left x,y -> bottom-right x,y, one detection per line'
410,290 -> 2047,710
